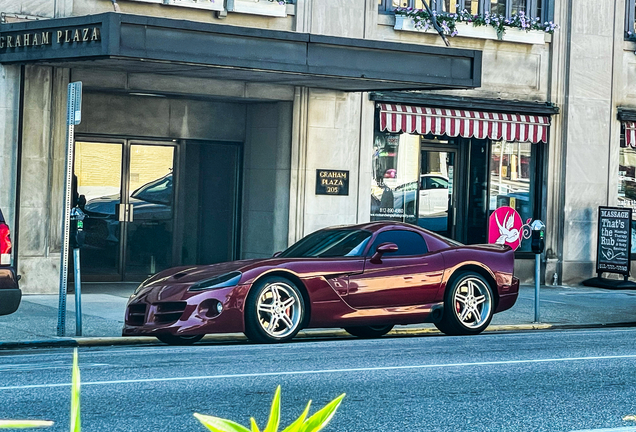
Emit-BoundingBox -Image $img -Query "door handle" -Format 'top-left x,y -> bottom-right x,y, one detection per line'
117,203 -> 126,222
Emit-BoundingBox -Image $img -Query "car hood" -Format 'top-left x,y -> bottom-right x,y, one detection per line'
144,259 -> 263,288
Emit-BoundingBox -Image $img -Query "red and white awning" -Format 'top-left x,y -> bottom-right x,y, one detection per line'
379,104 -> 551,144
625,121 -> 636,147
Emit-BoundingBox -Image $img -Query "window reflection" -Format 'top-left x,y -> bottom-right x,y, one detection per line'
370,134 -> 419,224
489,140 -> 532,251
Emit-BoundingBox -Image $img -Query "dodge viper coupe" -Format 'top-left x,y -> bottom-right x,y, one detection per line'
123,222 -> 519,345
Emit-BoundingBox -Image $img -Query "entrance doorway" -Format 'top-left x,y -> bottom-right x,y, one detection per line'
75,139 -> 177,281
418,146 -> 458,238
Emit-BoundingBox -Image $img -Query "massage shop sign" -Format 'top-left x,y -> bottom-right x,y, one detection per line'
0,25 -> 101,51
596,206 -> 632,275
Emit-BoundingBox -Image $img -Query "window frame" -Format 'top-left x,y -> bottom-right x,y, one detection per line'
379,0 -> 545,20
626,0 -> 636,39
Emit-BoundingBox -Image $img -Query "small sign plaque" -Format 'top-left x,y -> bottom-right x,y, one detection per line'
596,206 -> 632,276
316,169 -> 349,196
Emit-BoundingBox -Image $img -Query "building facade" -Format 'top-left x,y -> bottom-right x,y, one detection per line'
0,0 -> 631,293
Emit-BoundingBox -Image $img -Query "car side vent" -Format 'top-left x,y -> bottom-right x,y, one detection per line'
127,304 -> 147,326
172,272 -> 188,279
154,302 -> 187,324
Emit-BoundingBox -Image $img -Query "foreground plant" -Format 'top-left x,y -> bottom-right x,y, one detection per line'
0,420 -> 53,429
70,348 -> 81,432
194,386 -> 345,432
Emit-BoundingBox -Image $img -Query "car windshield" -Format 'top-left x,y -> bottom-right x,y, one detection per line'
131,173 -> 172,205
279,229 -> 372,258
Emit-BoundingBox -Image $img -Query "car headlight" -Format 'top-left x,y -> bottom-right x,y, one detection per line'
133,276 -> 154,296
188,272 -> 242,292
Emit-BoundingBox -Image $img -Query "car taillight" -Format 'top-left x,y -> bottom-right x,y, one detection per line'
0,223 -> 11,265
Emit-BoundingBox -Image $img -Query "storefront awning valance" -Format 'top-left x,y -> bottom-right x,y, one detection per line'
624,121 -> 636,147
379,104 -> 551,144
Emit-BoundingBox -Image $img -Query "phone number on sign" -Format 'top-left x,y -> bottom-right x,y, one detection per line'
599,264 -> 628,272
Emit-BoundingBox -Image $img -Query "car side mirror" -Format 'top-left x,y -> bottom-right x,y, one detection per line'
370,242 -> 398,264
273,251 -> 282,258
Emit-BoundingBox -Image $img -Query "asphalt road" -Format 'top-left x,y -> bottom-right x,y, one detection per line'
1,329 -> 636,432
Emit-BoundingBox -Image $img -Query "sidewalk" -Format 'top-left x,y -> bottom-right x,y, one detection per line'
0,283 -> 635,348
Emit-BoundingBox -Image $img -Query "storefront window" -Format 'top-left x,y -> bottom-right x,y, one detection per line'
489,140 -> 533,251
617,144 -> 636,255
370,134 -> 419,224
371,132 -> 542,252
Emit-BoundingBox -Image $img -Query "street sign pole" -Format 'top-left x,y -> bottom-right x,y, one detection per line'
57,82 -> 82,337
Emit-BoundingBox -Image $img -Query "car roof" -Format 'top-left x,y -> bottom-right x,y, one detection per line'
322,221 -> 430,235
319,221 -> 459,249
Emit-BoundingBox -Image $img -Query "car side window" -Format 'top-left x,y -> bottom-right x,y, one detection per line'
430,177 -> 448,189
368,230 -> 428,257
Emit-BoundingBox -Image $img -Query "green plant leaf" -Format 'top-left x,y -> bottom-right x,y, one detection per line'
70,348 -> 81,432
263,386 -> 281,432
299,394 -> 345,432
250,418 -> 260,432
281,401 -> 311,432
0,420 -> 54,429
194,413 -> 251,432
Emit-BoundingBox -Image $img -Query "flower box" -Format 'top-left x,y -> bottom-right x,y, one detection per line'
162,0 -> 224,11
228,0 -> 287,17
394,16 -> 547,45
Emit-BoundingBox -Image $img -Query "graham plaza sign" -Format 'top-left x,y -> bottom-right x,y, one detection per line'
0,26 -> 101,50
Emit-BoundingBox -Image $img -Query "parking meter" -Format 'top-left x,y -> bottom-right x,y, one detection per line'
530,219 -> 545,254
70,207 -> 85,249
530,219 -> 545,323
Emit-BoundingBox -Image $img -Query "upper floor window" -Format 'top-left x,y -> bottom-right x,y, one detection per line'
626,0 -> 636,38
380,0 -> 543,19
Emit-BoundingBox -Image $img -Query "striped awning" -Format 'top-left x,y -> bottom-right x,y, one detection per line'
625,121 -> 636,147
378,104 -> 551,144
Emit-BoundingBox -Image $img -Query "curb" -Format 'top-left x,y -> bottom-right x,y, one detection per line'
2,321 -> 635,349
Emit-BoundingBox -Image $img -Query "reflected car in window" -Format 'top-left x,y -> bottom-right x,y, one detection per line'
123,221 -> 519,345
81,173 -> 173,248
0,208 -> 20,316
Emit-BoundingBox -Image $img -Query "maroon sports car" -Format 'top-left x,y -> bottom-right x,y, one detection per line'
123,222 -> 519,345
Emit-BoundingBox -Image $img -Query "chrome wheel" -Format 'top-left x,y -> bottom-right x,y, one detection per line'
452,277 -> 492,329
255,281 -> 302,339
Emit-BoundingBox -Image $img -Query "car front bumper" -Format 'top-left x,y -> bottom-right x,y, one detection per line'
122,284 -> 251,337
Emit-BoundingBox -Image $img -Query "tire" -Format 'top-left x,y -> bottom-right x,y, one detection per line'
244,276 -> 305,343
344,325 -> 394,339
156,334 -> 204,345
434,271 -> 494,336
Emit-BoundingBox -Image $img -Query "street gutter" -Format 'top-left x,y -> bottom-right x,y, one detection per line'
2,322 -> 636,350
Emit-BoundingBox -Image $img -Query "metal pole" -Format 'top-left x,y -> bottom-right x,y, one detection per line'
534,253 -> 540,323
57,84 -> 77,337
73,247 -> 82,336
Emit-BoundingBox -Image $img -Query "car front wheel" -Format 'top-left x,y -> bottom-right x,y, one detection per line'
435,271 -> 494,336
244,276 -> 304,343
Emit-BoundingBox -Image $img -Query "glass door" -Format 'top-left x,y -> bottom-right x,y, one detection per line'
75,141 -> 124,278
418,147 -> 457,238
124,143 -> 175,278
75,139 -> 177,281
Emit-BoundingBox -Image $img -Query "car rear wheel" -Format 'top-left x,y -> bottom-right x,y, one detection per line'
434,271 -> 493,336
343,325 -> 394,338
244,276 -> 304,343
156,334 -> 204,345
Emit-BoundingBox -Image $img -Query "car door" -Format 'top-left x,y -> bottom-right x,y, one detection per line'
346,229 -> 445,309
